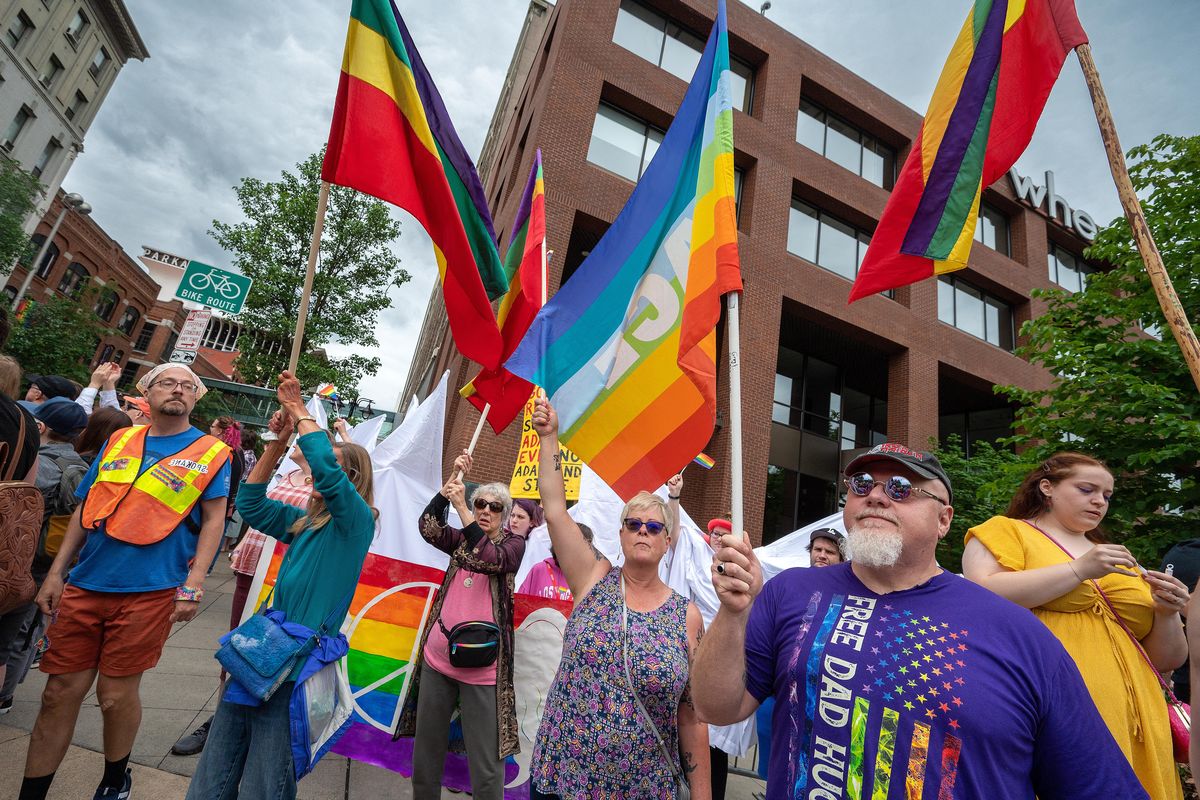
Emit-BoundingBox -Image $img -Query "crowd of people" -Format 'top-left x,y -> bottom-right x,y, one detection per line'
1,336 -> 1197,799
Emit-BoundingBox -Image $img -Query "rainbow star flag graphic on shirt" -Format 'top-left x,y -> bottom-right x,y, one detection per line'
848,0 -> 1088,301
321,0 -> 507,369
506,0 -> 742,500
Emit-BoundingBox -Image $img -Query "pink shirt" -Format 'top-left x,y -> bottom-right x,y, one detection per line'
424,569 -> 498,685
517,558 -> 572,602
230,471 -> 311,576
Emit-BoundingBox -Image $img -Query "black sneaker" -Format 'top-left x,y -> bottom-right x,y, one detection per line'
171,716 -> 212,756
92,768 -> 131,800
0,696 -> 12,715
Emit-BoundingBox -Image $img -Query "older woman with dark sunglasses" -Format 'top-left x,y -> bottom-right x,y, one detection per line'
526,397 -> 709,800
395,451 -> 526,800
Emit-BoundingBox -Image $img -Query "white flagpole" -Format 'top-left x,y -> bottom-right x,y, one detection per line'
727,291 -> 744,540
456,404 -> 490,481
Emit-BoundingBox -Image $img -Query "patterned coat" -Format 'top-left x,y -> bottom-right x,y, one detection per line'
393,493 -> 526,758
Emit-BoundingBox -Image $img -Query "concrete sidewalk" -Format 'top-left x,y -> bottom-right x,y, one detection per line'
0,558 -> 766,799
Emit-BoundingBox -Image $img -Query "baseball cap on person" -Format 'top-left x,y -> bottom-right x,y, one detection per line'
123,395 -> 150,415
34,399 -> 88,437
808,527 -> 845,548
28,374 -> 79,400
843,443 -> 954,505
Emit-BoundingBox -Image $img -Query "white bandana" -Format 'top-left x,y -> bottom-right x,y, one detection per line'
136,363 -> 208,400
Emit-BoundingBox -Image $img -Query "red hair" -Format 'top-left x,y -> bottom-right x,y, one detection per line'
1007,452 -> 1111,543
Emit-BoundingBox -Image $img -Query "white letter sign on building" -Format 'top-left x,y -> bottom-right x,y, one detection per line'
1007,168 -> 1098,241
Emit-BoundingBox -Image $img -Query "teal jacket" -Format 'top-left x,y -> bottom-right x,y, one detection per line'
236,431 -> 374,632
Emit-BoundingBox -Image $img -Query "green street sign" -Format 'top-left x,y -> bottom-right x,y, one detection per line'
175,261 -> 253,313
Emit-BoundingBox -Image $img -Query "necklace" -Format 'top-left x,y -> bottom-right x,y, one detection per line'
463,574 -> 474,588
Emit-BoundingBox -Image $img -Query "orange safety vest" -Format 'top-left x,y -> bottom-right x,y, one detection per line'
80,426 -> 231,545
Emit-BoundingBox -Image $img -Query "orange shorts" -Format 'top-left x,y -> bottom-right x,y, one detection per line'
40,585 -> 176,677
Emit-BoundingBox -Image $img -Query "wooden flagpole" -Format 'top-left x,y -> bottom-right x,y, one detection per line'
1075,44 -> 1200,394
727,291 -> 744,540
289,181 -> 331,374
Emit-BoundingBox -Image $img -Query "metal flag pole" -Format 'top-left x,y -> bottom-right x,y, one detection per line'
1075,43 -> 1200,394
289,181 -> 331,374
727,291 -> 744,540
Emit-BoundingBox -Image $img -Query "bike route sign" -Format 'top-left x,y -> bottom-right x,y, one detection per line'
175,260 -> 253,314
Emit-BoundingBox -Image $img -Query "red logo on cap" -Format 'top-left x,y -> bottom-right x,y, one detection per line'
871,443 -> 925,460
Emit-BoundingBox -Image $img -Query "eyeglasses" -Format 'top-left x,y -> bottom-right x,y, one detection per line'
473,498 -> 504,513
845,473 -> 948,506
149,378 -> 199,393
623,518 -> 666,536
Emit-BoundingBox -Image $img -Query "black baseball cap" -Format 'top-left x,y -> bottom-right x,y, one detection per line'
808,528 -> 845,547
34,400 -> 88,437
844,443 -> 954,505
28,374 -> 79,400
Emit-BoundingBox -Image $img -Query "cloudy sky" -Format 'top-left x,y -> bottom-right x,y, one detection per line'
66,0 -> 1199,409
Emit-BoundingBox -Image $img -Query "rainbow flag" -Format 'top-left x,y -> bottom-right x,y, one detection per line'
316,383 -> 339,400
692,452 -> 715,470
460,151 -> 547,433
322,0 -> 507,369
849,0 -> 1087,301
506,0 -> 741,500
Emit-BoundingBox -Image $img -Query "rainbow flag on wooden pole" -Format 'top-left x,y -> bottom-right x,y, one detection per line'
320,0 -> 507,370
849,0 -> 1087,302
506,0 -> 741,501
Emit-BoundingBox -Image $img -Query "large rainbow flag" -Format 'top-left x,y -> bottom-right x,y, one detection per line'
505,0 -> 741,500
848,0 -> 1087,302
322,0 -> 507,369
460,151 -> 547,434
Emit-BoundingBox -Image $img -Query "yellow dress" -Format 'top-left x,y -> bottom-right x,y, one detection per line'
966,516 -> 1181,800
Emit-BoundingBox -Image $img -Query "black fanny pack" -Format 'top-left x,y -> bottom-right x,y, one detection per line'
437,619 -> 500,668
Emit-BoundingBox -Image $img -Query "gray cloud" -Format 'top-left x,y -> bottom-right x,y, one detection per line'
65,1 -> 1199,408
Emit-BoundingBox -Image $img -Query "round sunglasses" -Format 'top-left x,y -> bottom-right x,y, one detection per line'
623,517 -> 666,536
845,473 -> 947,506
473,498 -> 505,513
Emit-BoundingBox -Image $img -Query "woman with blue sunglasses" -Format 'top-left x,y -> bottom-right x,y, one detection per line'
526,397 -> 710,800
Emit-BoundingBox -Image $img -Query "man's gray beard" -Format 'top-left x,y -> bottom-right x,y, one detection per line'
846,525 -> 904,568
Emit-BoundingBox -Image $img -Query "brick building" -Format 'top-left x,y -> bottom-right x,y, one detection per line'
4,188 -> 191,386
401,0 -> 1099,545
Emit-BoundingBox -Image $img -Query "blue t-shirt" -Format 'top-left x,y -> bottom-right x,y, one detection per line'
70,427 -> 231,592
744,562 -> 1147,800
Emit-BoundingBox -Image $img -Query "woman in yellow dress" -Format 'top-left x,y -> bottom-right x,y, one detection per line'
962,452 -> 1187,800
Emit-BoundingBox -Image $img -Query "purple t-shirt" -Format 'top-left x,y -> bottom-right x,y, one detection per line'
744,563 -> 1147,800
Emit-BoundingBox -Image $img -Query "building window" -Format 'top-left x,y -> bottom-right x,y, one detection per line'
89,46 -> 110,79
796,99 -> 896,189
39,54 -> 64,88
160,330 -> 178,360
93,288 -> 118,321
939,407 -> 1014,457
612,0 -> 755,112
133,321 -> 158,353
116,306 -> 140,335
66,90 -> 88,121
31,137 -> 61,178
587,104 -> 664,182
112,349 -> 124,364
5,11 -> 34,49
97,343 -> 114,364
1047,243 -> 1093,293
2,106 -> 34,150
787,200 -> 872,283
974,203 -> 1010,256
64,9 -> 88,45
56,261 -> 89,298
25,233 -> 58,278
118,361 -> 139,388
937,275 -> 1015,350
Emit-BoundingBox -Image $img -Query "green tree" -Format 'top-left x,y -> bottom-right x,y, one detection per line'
930,435 -> 1036,572
998,133 -> 1200,563
210,150 -> 410,390
0,157 -> 42,270
6,290 -> 116,382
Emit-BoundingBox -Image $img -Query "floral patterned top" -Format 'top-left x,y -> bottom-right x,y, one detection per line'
532,567 -> 690,798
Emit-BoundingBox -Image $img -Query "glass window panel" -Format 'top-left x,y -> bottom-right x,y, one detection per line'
879,146 -> 896,190
817,215 -> 858,280
660,24 -> 703,81
871,399 -> 888,444
861,144 -> 885,187
803,357 -> 838,420
938,278 -> 954,323
984,299 -> 1001,346
772,374 -> 793,424
640,126 -> 664,176
857,232 -> 870,270
763,465 -> 798,544
975,212 -> 995,249
613,1 -> 665,63
955,283 -> 986,340
730,59 -> 753,113
787,201 -> 818,262
824,116 -> 862,174
992,299 -> 1015,350
1047,251 -> 1058,283
990,208 -> 1009,256
587,106 -> 646,181
796,101 -> 825,153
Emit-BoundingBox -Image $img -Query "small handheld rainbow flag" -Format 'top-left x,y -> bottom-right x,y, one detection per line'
692,452 -> 716,470
317,383 -> 339,401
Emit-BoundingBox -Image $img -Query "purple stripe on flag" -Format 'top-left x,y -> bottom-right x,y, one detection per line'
510,149 -> 542,241
388,0 -> 498,242
901,0 -> 1007,256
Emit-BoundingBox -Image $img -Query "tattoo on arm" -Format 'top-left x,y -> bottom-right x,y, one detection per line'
682,750 -> 697,776
553,452 -> 562,472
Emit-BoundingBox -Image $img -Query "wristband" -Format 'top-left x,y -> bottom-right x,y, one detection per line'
175,585 -> 204,603
295,415 -> 318,426
668,495 -> 681,500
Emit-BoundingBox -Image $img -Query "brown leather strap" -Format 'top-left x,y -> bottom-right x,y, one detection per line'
3,409 -> 27,481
